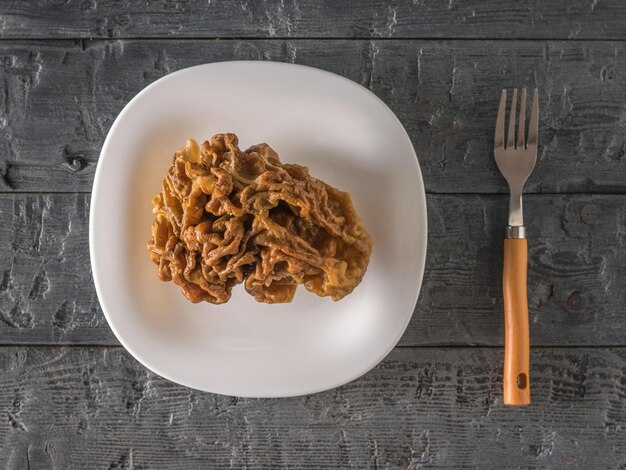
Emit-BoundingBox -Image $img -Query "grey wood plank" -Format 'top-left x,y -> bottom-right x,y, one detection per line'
1,39 -> 625,193
1,193 -> 624,346
410,194 -> 626,347
0,346 -> 624,469
0,194 -> 110,343
1,0 -> 626,40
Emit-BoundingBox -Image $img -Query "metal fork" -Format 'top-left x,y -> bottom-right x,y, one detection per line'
494,88 -> 539,406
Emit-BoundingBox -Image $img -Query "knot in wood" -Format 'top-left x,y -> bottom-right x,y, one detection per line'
566,291 -> 588,313
580,204 -> 600,225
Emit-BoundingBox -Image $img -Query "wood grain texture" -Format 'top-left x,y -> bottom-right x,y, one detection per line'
0,194 -> 110,343
1,39 -> 625,193
1,3 -> 624,468
0,346 -> 624,469
1,193 -> 624,346
1,0 -> 626,40
411,194 -> 626,346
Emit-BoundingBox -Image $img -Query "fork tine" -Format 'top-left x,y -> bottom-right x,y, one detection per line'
517,88 -> 527,148
527,88 -> 539,148
507,88 -> 517,149
495,89 -> 506,149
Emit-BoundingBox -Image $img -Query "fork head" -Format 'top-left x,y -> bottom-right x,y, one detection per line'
494,88 -> 539,227
494,88 -> 539,186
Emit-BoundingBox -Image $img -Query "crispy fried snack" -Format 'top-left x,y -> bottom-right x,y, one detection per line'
148,134 -> 372,304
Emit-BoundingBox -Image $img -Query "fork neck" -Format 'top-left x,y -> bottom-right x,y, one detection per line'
507,189 -> 526,239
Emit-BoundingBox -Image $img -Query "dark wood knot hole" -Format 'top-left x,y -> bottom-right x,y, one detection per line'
516,373 -> 527,389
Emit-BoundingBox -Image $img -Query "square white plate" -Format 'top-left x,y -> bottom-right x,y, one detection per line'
90,61 -> 427,397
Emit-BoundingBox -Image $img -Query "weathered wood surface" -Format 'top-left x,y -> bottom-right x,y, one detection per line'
2,0 -> 626,40
1,193 -> 624,346
1,39 -> 625,193
0,194 -> 110,344
2,3 -> 625,467
0,346 -> 624,469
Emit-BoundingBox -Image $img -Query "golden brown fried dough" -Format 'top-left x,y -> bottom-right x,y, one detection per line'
148,134 -> 372,304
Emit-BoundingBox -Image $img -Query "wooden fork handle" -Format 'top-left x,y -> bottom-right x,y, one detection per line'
503,238 -> 531,405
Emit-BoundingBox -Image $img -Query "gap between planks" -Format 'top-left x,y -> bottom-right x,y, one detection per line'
2,36 -> 626,42
0,344 -> 624,349
2,191 -> 626,196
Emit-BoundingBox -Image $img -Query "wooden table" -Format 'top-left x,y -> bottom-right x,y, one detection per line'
1,2 -> 625,468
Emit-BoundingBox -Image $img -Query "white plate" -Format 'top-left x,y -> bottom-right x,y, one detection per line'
90,61 -> 427,397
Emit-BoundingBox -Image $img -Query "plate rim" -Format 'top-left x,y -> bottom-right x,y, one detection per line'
89,60 -> 428,397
